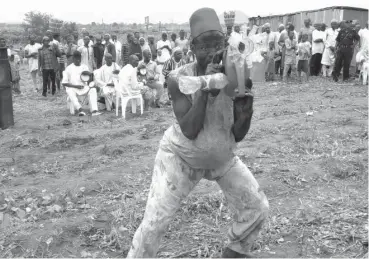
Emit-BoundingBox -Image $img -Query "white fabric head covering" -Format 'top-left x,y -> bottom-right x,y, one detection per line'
264,23 -> 271,28
331,19 -> 338,23
172,47 -> 182,57
278,24 -> 284,28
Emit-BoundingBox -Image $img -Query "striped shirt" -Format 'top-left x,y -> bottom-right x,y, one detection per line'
40,47 -> 54,69
122,42 -> 130,66
162,58 -> 186,79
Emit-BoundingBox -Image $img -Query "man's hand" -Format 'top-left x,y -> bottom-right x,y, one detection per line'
233,93 -> 254,118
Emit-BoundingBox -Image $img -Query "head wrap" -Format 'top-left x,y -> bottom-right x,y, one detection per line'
42,36 -> 49,42
189,7 -> 223,40
104,33 -> 111,38
279,24 -> 285,28
264,23 -> 271,28
172,47 -> 182,57
105,53 -> 112,58
331,19 -> 338,24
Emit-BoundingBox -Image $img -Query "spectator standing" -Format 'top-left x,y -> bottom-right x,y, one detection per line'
112,35 -> 122,66
170,33 -> 177,49
93,36 -> 105,69
175,30 -> 189,50
122,34 -> 132,66
9,53 -> 21,94
139,37 -> 151,60
103,34 -> 116,64
148,35 -> 157,61
350,21 -> 361,78
332,21 -> 360,82
264,41 -> 277,81
283,31 -> 297,82
78,36 -> 95,72
275,24 -> 285,77
298,18 -> 314,43
358,21 -> 369,52
24,36 -> 42,92
129,34 -> 142,60
78,31 -> 93,47
321,19 -> 339,77
156,33 -> 172,62
310,24 -> 325,76
65,35 -> 78,66
297,34 -> 311,82
38,36 -> 61,97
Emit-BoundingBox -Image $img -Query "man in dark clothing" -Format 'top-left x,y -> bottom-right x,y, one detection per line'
148,35 -> 157,60
103,34 -> 116,62
122,33 -> 132,66
332,21 -> 360,82
129,34 -> 142,60
38,36 -> 61,97
93,36 -> 105,69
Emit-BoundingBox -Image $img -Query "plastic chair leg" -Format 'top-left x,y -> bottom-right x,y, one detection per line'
140,96 -> 144,115
116,95 -> 119,116
122,99 -> 128,119
131,99 -> 137,114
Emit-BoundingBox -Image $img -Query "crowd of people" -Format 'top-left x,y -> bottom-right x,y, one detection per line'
234,18 -> 368,83
0,29 -> 195,116
1,17 -> 368,116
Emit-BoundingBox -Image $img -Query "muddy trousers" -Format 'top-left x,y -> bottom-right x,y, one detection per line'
127,147 -> 269,258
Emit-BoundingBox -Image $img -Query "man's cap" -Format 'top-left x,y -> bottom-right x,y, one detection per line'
105,53 -> 113,58
73,50 -> 81,57
189,7 -> 223,39
42,36 -> 49,41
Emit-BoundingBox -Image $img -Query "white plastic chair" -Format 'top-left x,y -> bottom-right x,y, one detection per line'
113,78 -> 144,119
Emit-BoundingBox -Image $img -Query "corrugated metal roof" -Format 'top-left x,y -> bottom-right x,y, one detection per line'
249,6 -> 368,19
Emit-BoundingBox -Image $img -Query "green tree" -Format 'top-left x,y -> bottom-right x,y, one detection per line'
22,11 -> 52,37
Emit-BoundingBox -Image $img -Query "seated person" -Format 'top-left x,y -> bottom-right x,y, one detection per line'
94,53 -> 121,111
62,51 -> 101,116
118,55 -> 153,111
138,49 -> 164,108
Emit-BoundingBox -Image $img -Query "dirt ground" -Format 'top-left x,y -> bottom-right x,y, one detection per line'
0,66 -> 368,258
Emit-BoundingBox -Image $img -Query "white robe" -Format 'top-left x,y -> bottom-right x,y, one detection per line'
321,28 -> 339,66
24,43 -> 42,72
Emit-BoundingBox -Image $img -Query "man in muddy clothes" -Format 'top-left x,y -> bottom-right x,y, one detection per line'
127,7 -> 269,258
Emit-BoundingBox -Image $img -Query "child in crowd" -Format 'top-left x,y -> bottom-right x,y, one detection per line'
297,33 -> 312,83
9,53 -> 21,94
264,41 -> 277,81
155,49 -> 166,85
283,30 -> 298,82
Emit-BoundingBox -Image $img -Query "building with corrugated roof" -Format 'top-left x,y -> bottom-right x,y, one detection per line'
249,6 -> 368,31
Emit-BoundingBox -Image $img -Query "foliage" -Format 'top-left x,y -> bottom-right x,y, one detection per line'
22,11 -> 52,37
